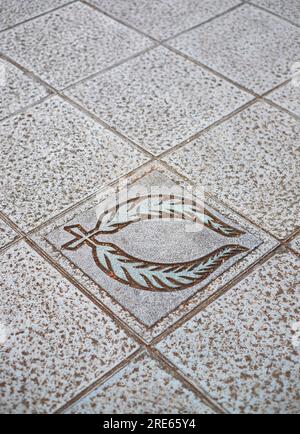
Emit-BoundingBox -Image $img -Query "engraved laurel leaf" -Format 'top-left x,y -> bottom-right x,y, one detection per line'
97,195 -> 244,237
93,243 -> 248,292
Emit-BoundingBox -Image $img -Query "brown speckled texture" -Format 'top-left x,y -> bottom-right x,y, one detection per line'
66,353 -> 214,414
0,219 -> 18,249
269,82 -> 300,118
157,251 -> 300,414
0,59 -> 48,121
90,0 -> 241,40
165,102 -> 300,239
0,0 -> 71,31
251,0 -> 300,25
0,241 -> 138,414
34,163 -> 277,341
0,2 -> 153,89
1,0 -> 299,414
0,96 -> 148,231
170,4 -> 300,93
290,236 -> 300,255
66,46 -> 252,155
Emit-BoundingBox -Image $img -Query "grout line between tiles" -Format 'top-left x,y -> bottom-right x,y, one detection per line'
0,211 -> 24,254
150,243 -> 282,346
0,72 -> 295,243
1,207 -> 286,413
149,348 -> 229,414
157,42 -> 259,98
161,40 -> 300,113
161,2 -> 245,43
156,98 -> 258,159
280,228 -> 300,258
56,345 -> 225,415
0,1 -> 79,35
80,0 -> 300,125
261,97 -> 300,122
55,348 -> 143,414
0,53 -> 58,94
1,18 -> 297,164
23,236 -> 148,347
81,0 -> 300,121
0,0 -> 298,415
246,1 -> 300,28
24,160 -> 153,237
261,78 -> 292,97
80,0 -> 160,43
0,94 -> 54,123
1,185 -> 296,414
60,44 -> 159,93
157,160 -> 288,244
58,93 -> 155,158
0,51 -> 156,159
0,210 -> 25,238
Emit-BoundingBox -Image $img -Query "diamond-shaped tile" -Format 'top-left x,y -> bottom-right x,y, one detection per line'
33,163 -> 277,342
268,82 -> 300,117
157,250 -> 300,414
89,0 -> 241,40
66,46 -> 252,155
0,96 -> 149,231
0,0 -> 70,31
0,241 -> 138,413
165,102 -> 300,239
251,0 -> 300,26
0,59 -> 48,121
66,352 -> 215,414
170,4 -> 300,93
0,2 -> 152,89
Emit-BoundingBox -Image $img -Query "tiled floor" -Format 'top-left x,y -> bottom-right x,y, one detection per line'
0,0 -> 299,415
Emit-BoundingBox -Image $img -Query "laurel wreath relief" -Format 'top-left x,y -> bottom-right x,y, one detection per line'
62,195 -> 248,292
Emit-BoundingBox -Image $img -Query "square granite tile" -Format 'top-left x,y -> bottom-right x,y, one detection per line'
0,0 -> 71,31
0,2 -> 152,89
157,250 -> 300,414
170,4 -> 300,94
66,46 -> 252,155
89,0 -> 241,40
0,96 -> 149,232
290,236 -> 300,254
0,59 -> 48,121
32,162 -> 277,342
268,82 -> 300,117
165,102 -> 300,240
251,0 -> 300,26
0,241 -> 138,414
66,352 -> 215,414
0,219 -> 18,249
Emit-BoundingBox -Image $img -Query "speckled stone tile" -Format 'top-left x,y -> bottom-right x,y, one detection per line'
0,59 -> 48,121
268,82 -> 300,117
0,96 -> 149,232
89,0 -> 241,40
170,4 -> 300,94
0,219 -> 18,249
0,0 -> 71,31
66,46 -> 252,155
251,0 -> 300,26
0,2 -> 152,89
157,251 -> 300,414
165,102 -> 300,239
33,162 -> 277,342
290,236 -> 300,254
0,241 -> 138,414
66,352 -> 214,414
